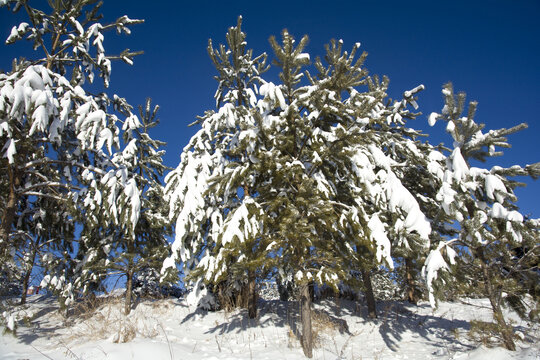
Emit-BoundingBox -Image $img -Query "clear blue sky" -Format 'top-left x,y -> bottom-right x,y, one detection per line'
1,0 -> 539,217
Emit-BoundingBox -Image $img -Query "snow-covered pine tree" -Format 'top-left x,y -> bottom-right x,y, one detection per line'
423,83 -> 540,351
260,34 -> 433,356
386,125 -> 451,305
308,42 -> 441,312
0,0 -> 150,307
164,17 -> 269,318
0,114 -> 69,304
165,21 -> 436,358
80,98 -> 173,315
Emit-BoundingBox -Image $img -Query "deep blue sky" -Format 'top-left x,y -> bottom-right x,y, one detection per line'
1,0 -> 539,217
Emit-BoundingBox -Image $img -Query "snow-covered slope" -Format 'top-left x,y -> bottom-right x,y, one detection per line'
1,294 -> 538,359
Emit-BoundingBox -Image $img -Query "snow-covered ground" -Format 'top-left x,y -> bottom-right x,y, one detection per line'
1,294 -> 538,359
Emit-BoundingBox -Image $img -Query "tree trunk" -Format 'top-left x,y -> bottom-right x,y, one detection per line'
21,270 -> 30,305
277,277 -> 291,301
478,250 -> 516,351
405,258 -> 418,305
125,271 -> 133,315
309,281 -> 315,302
0,166 -> 20,248
490,295 -> 516,351
20,246 -> 37,305
300,283 -> 313,358
247,270 -> 257,319
361,269 -> 377,319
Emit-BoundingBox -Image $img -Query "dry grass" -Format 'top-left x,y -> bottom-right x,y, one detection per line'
66,296 -> 174,343
312,309 -> 349,334
285,308 -> 350,350
286,326 -> 299,348
68,294 -> 120,320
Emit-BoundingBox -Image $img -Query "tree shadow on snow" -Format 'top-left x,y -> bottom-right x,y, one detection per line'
204,299 -> 352,337
202,300 -> 299,335
373,301 -> 474,353
178,297 -> 486,354
11,295 -> 65,345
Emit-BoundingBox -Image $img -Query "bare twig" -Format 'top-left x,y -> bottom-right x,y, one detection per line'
30,344 -> 55,360
157,322 -> 174,360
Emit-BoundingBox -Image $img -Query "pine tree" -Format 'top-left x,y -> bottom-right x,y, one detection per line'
164,17 -> 269,318
105,98 -> 173,315
165,21 -> 436,357
265,36 -> 435,355
0,0 -> 155,308
389,137 -> 451,305
423,83 -> 540,351
313,44 -> 440,312
54,98 -> 173,315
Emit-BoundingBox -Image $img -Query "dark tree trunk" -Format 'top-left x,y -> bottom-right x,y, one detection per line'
21,271 -> 30,305
361,269 -> 377,319
300,283 -> 313,358
20,245 -> 38,305
309,281 -> 315,302
216,281 -> 231,311
125,271 -> 133,315
405,258 -> 419,305
0,166 -> 20,248
247,270 -> 258,319
277,277 -> 291,301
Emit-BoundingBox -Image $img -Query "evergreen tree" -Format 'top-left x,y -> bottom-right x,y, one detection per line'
263,35 -> 434,355
423,83 -> 540,351
164,17 -> 269,318
47,98 -> 173,315
389,138 -> 451,305
165,21 -> 437,357
92,98 -> 173,315
0,0 -> 161,308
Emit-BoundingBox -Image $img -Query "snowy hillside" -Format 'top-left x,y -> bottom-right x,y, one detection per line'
1,294 -> 538,359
